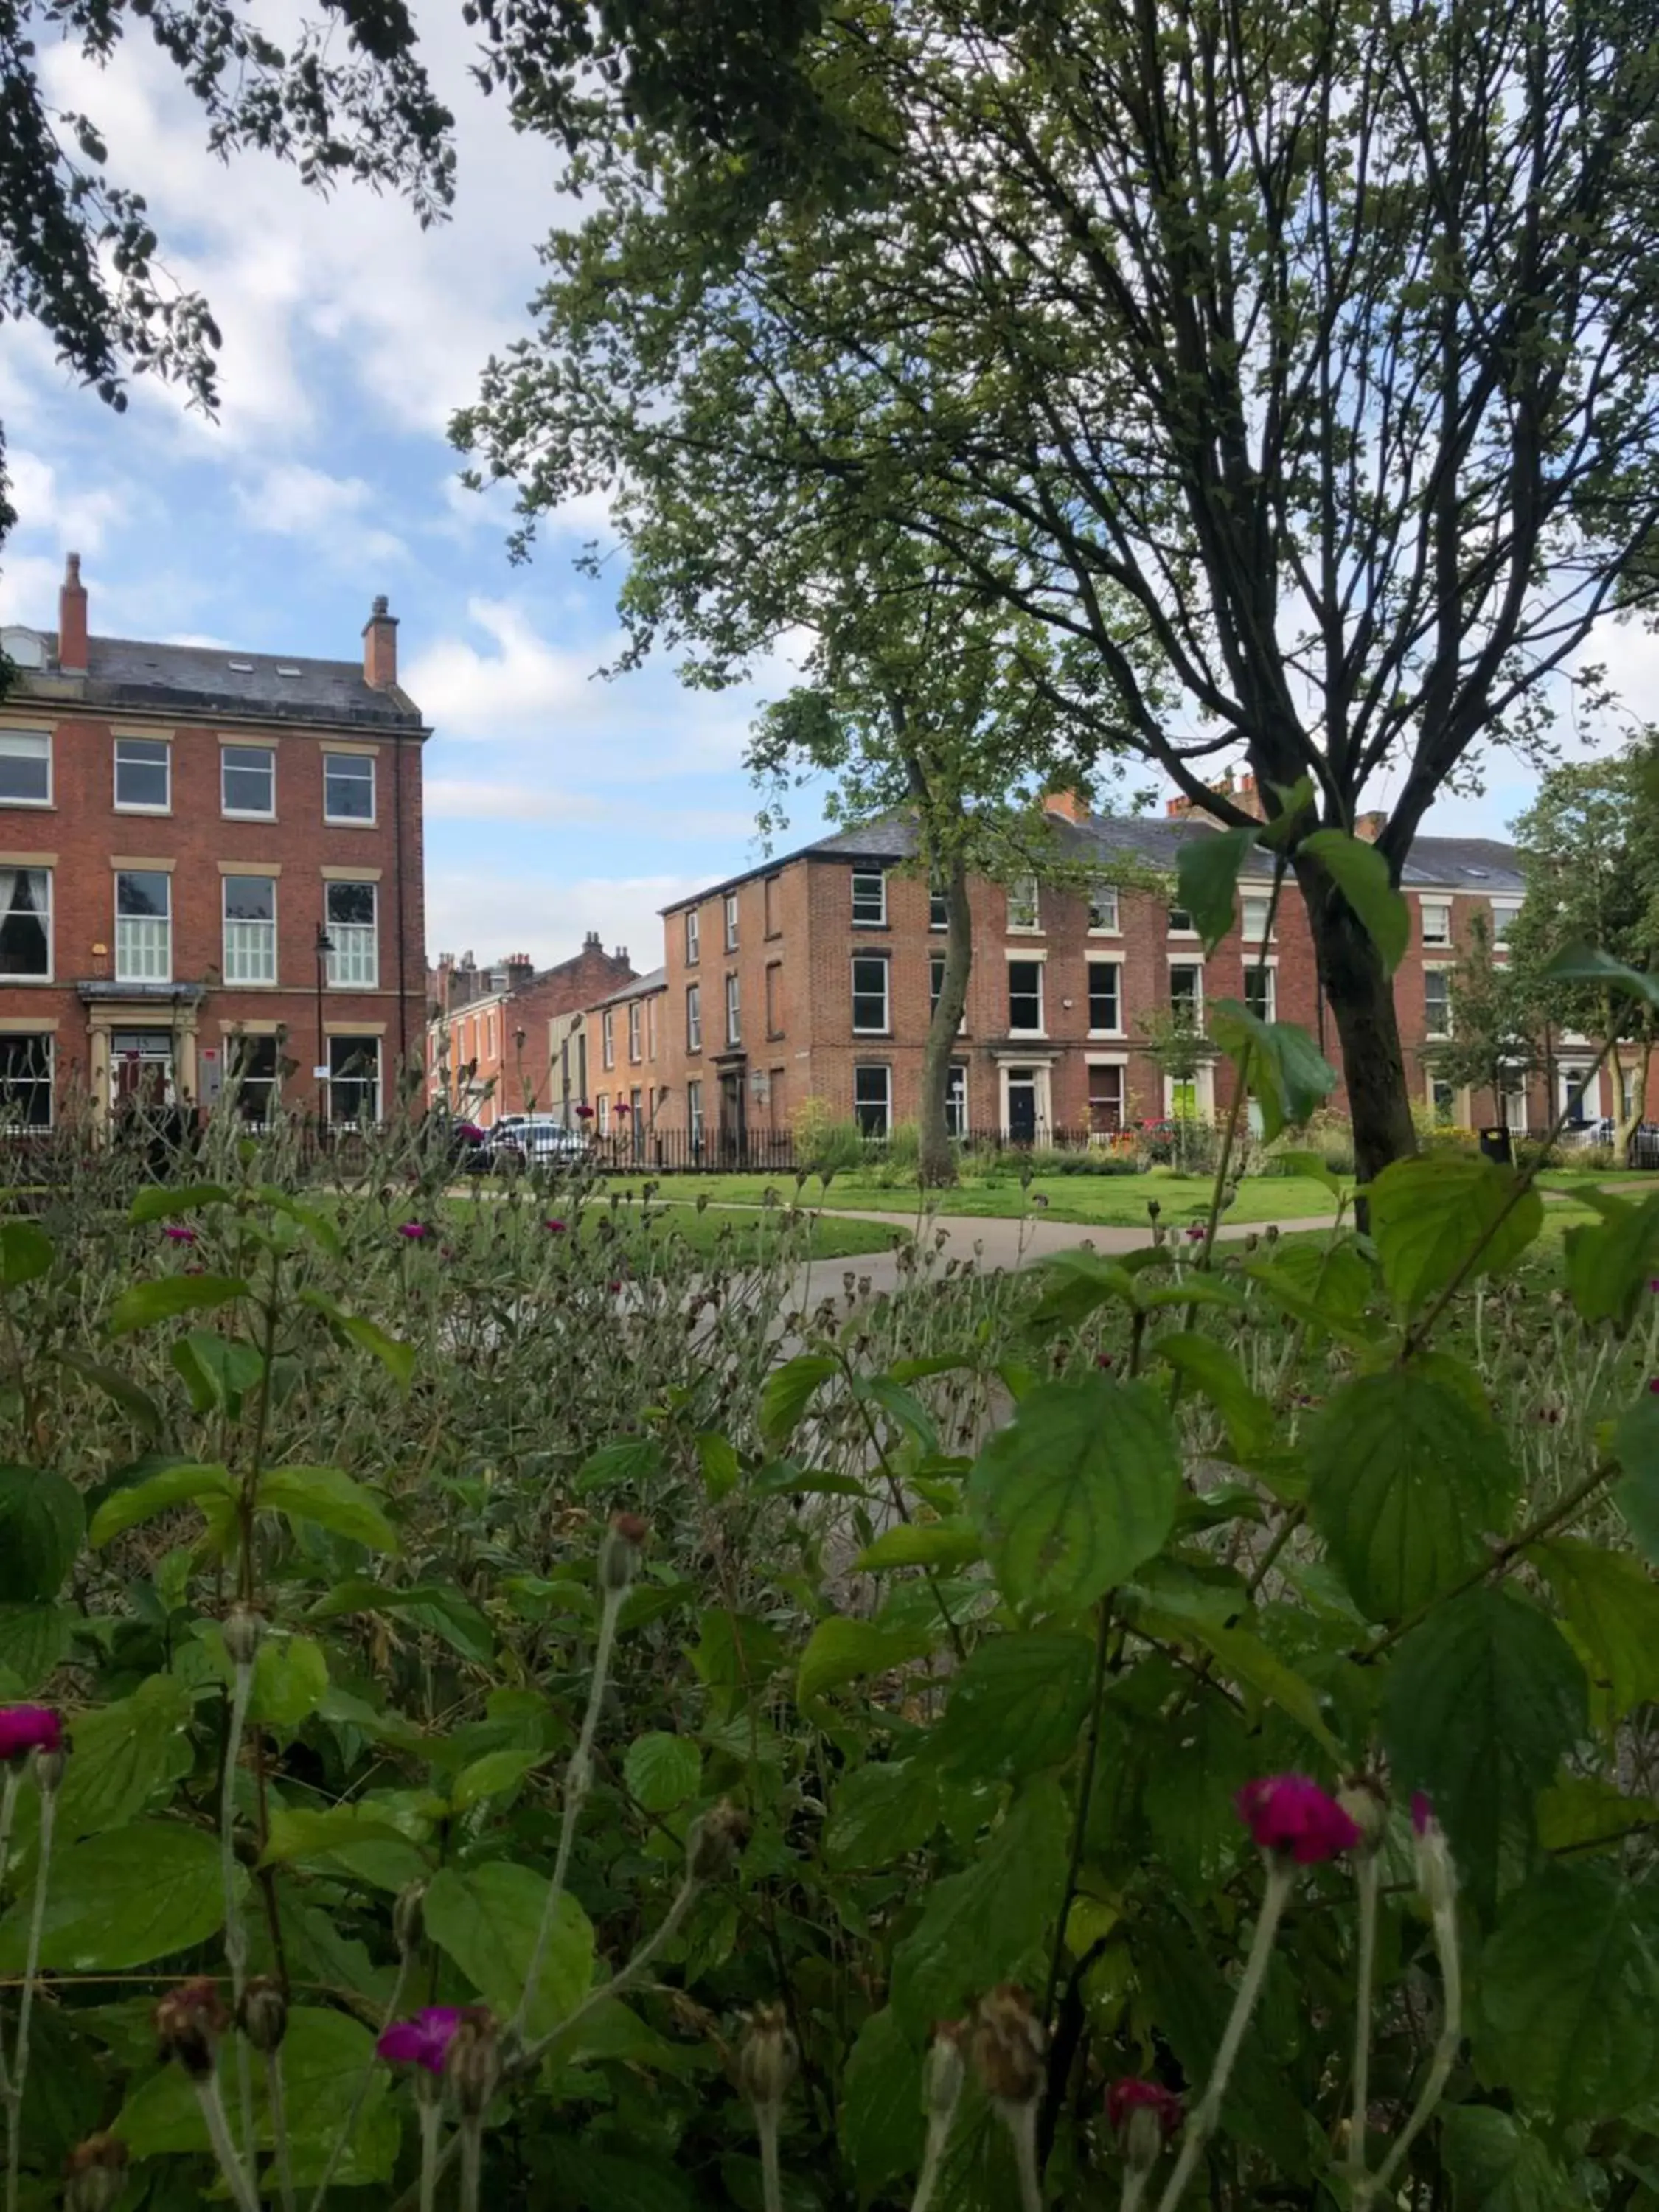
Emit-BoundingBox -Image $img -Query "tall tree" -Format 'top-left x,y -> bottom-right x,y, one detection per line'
459,0 -> 1659,1183
0,0 -> 453,594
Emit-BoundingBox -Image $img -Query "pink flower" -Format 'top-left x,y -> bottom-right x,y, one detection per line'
1650,1377 -> 1659,1395
615,1102 -> 631,1116
377,2007 -> 464,2075
1235,1774 -> 1360,1864
1095,1354 -> 1113,1370
574,1104 -> 594,1120
0,1705 -> 63,1763
1184,1224 -> 1206,1243
1649,1279 -> 1659,1294
543,1219 -> 567,1234
1411,1791 -> 1435,1837
398,1222 -> 433,1241
163,1225 -> 197,1245
1106,2079 -> 1183,2142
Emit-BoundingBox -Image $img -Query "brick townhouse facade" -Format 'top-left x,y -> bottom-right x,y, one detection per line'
426,933 -> 635,1125
641,786 -> 1617,1150
0,557 -> 425,1128
583,967 -> 669,1148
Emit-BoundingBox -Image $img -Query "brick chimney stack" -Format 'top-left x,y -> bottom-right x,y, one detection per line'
58,552 -> 88,674
506,953 -> 535,991
1043,789 -> 1091,824
362,594 -> 399,690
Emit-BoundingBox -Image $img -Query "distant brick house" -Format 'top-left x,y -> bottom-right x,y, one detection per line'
643,785 -> 1605,1150
0,555 -> 425,1127
425,933 -> 634,1125
582,967 -> 669,1150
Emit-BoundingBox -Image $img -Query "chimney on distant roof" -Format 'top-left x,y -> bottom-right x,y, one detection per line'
58,553 -> 88,675
362,594 -> 399,690
506,953 -> 534,992
1043,789 -> 1090,824
584,931 -> 601,950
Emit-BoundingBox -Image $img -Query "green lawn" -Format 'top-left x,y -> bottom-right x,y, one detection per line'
596,1169 -> 1340,1229
441,1193 -> 902,1261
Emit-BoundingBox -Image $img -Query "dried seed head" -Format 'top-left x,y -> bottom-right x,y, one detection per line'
1337,1774 -> 1388,1856
1411,1793 -> 1459,1916
63,2135 -> 129,2212
686,1798 -> 749,1882
599,1512 -> 648,1593
223,1607 -> 265,1667
443,2008 -> 501,2118
237,1976 -> 288,2053
33,1742 -> 68,1794
155,1978 -> 230,2080
393,1879 -> 428,1958
737,2003 -> 799,2112
969,1984 -> 1045,2107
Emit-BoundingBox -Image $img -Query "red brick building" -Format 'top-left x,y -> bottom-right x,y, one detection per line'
0,557 -> 425,1127
582,967 -> 669,1148
646,788 -> 1610,1150
425,933 -> 635,1125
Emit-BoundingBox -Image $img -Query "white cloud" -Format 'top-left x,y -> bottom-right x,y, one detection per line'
233,462 -> 406,568
425,867 -> 699,970
405,599 -> 604,737
425,777 -> 608,823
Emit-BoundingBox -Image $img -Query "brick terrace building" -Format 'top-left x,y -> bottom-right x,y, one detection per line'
426,933 -> 635,1125
0,557 -> 425,1127
645,787 -> 1609,1150
582,967 -> 669,1150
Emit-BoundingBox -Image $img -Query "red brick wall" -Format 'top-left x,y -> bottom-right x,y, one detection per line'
428,942 -> 636,1123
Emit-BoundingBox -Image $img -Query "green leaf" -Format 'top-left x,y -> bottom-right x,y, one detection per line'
1537,1540 -> 1659,1720
1475,1863 -> 1659,2121
574,1437 -> 663,1495
1177,825 -> 1256,954
1208,1001 -> 1339,1141
1367,1156 -> 1543,1315
1301,828 -> 1409,975
0,1467 -> 85,1601
858,1374 -> 939,1456
0,1821 -> 241,1970
1613,1395 -> 1659,1562
0,1219 -> 52,1285
1026,1251 -> 1139,1333
925,1630 -> 1095,1780
841,2008 -> 922,2196
1440,2106 -> 1573,2212
424,1863 -> 594,2039
855,1521 -> 984,1571
1153,1333 -> 1274,1456
116,2006 -> 398,2185
1562,1193 -> 1659,1329
50,1675 -> 194,1840
0,1604 -> 71,1691
759,1353 -> 838,1448
1537,1775 -> 1659,1855
88,1463 -> 234,1548
623,1731 -> 701,1812
1381,1587 -> 1587,1913
1306,1372 -> 1519,1621
128,1183 -> 233,1224
1541,942 -> 1659,1012
452,1747 -> 540,1809
250,1632 -> 329,1733
107,1275 -> 248,1334
1144,1613 -> 1339,1755
338,1312 -> 416,1391
305,1577 -> 494,1662
52,1350 -> 163,1439
696,1431 -> 740,1502
824,1760 -> 941,1869
797,1616 -> 934,1704
1245,1259 -> 1380,1349
969,1377 -> 1180,1615
890,1777 -> 1069,2035
170,1329 -> 263,1416
1268,1150 -> 1346,1200
546,2141 -> 695,2212
257,1464 -> 398,1552
260,1804 -> 428,1868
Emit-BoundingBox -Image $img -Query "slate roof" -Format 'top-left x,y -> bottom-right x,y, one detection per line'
16,631 -> 425,732
587,966 -> 667,1009
660,809 -> 1524,909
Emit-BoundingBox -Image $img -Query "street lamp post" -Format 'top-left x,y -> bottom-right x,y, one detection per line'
314,922 -> 333,1126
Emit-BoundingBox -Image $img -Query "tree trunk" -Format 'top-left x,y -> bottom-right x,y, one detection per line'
1613,1015 -> 1654,1163
1294,852 -> 1419,1187
919,855 -> 973,1186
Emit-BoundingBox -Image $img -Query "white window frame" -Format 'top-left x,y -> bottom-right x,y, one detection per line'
851,868 -> 888,926
723,891 -> 739,951
222,874 -> 278,985
0,731 -> 52,809
945,1061 -> 968,1139
1007,957 -> 1046,1037
1165,1064 -> 1215,1119
114,870 -> 173,984
1168,905 -> 1198,938
725,970 -> 742,1047
327,1034 -> 381,1124
686,983 -> 702,1053
1243,957 -> 1277,1026
628,1000 -> 642,1061
1420,897 -> 1453,947
1006,876 -> 1041,933
0,865 -> 53,982
851,953 -> 891,1035
1087,958 -> 1122,1036
1168,959 -> 1205,1024
1241,894 -> 1274,943
1423,964 -> 1453,1037
0,1032 -> 53,1127
323,751 -> 376,827
222,744 -> 276,820
998,1061 -> 1053,1141
114,737 -> 172,814
928,885 -> 949,932
853,1062 -> 892,1138
324,880 -> 378,988
685,908 -> 700,965
1490,897 -> 1521,945
1086,1057 -> 1127,1132
602,1009 -> 616,1069
1088,883 -> 1120,934
687,1079 -> 704,1146
1428,1073 -> 1461,1127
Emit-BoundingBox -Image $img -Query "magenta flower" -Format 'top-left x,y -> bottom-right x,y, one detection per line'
615,1102 -> 631,1116
1650,1377 -> 1659,1395
1649,1279 -> 1659,1294
1235,1774 -> 1360,1864
398,1222 -> 433,1242
0,1705 -> 63,1763
377,2007 -> 464,2074
1106,2078 -> 1183,2142
163,1225 -> 198,1245
543,1219 -> 568,1234
1095,1353 -> 1113,1370
574,1104 -> 594,1120
1411,1790 -> 1435,1837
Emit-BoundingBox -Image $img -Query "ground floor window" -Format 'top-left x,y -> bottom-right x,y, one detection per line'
228,1035 -> 279,1124
1088,1064 -> 1124,1132
111,1029 -> 175,1110
687,1080 -> 703,1147
1169,1077 -> 1199,1119
854,1062 -> 891,1138
945,1062 -> 967,1138
328,1035 -> 380,1123
1430,1077 -> 1456,1127
0,1034 -> 52,1127
1003,1065 -> 1047,1144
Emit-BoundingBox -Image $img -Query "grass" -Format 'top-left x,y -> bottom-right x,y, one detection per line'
594,1169 -> 1340,1228
441,1191 -> 902,1262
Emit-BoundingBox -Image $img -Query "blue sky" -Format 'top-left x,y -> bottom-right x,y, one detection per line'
1,5 -> 1648,976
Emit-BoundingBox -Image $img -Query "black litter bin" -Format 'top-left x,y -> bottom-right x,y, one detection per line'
1478,1125 -> 1513,1166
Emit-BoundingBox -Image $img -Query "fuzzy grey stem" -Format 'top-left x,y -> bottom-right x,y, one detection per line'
1120,2172 -> 1150,2212
417,2097 -> 442,2212
459,2115 -> 483,2212
757,2101 -> 783,2212
307,1953 -> 413,2212
1364,1900 -> 1462,2206
999,2098 -> 1043,2212
911,2109 -> 958,2212
1349,1853 -> 1381,2188
511,1586 -> 622,2041
265,2048 -> 296,2212
194,2072 -> 262,2212
221,1659 -> 257,2166
5,1784 -> 57,2212
520,1874 -> 701,2072
1153,1863 -> 1293,2212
